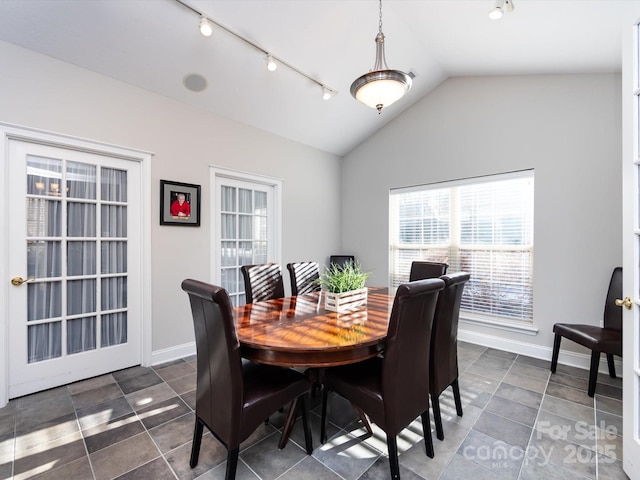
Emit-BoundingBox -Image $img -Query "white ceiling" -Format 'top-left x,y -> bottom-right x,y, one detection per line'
0,0 -> 637,156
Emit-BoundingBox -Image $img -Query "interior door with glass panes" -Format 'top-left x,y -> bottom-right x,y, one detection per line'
215,177 -> 275,306
623,16 -> 640,478
7,139 -> 141,398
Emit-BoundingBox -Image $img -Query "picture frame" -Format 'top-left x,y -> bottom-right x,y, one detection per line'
160,180 -> 201,226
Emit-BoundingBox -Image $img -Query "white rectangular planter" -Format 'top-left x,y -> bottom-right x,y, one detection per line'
325,287 -> 368,313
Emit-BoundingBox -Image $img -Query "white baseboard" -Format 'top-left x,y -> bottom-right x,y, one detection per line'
149,333 -> 623,379
151,342 -> 196,366
458,328 -> 623,377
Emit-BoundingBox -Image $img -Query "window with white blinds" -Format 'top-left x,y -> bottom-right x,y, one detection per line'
390,170 -> 534,325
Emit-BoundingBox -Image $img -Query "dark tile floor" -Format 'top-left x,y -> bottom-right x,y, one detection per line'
0,342 -> 626,479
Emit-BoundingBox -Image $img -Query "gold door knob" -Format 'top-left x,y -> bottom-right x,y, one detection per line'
10,276 -> 34,286
615,296 -> 633,310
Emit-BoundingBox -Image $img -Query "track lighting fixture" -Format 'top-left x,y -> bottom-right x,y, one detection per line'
266,55 -> 278,72
489,0 -> 514,20
199,16 -> 213,36
175,0 -> 336,101
351,0 -> 412,114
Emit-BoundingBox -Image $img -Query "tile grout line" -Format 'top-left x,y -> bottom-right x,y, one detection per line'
71,379 -> 117,480
513,354 -> 551,480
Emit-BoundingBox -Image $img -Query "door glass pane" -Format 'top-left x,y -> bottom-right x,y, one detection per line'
28,241 -> 61,278
28,282 -> 62,321
221,214 -> 236,239
101,205 -> 127,237
28,322 -> 62,363
67,317 -> 96,354
27,156 -> 62,197
256,216 -> 267,240
222,268 -> 237,292
27,199 -> 61,237
102,312 -> 127,347
67,279 -> 96,315
221,186 -> 236,211
67,241 -> 96,276
101,241 -> 127,274
221,241 -> 236,266
239,188 -> 252,213
101,167 -> 127,202
67,162 -> 96,199
254,242 -> 267,263
255,191 -> 267,215
239,215 -> 252,239
102,277 -> 127,310
68,203 -> 96,237
239,241 -> 252,265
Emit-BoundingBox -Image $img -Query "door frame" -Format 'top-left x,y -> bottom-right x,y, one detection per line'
0,123 -> 153,407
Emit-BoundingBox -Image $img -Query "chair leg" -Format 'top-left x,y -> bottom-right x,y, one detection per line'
430,391 -> 444,441
279,398 -> 300,449
452,379 -> 463,417
421,410 -> 434,458
386,434 -> 400,480
320,387 -> 330,444
189,417 -> 204,468
550,334 -> 561,373
606,354 -> 616,378
354,405 -> 373,436
224,448 -> 239,480
588,350 -> 601,397
299,394 -> 313,454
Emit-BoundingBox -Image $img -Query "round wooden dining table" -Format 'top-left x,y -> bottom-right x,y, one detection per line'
234,287 -> 395,368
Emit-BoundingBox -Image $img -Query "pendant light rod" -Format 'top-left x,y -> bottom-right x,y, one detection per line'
173,0 -> 337,97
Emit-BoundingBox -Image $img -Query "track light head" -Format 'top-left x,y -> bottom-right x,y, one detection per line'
266,55 -> 278,72
199,16 -> 213,36
322,87 -> 332,101
489,0 -> 514,19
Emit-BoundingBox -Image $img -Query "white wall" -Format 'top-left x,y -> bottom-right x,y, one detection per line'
341,74 -> 622,364
0,41 -> 342,359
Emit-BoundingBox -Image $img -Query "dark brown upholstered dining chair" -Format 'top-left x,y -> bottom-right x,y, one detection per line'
181,279 -> 313,480
320,278 -> 445,480
550,266 -> 623,397
241,263 -> 285,304
430,272 -> 470,441
329,255 -> 355,269
409,261 -> 449,281
287,262 -> 321,296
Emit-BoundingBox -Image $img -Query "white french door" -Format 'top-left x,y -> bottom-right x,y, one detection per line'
623,15 -> 640,479
211,167 -> 281,306
6,138 -> 143,399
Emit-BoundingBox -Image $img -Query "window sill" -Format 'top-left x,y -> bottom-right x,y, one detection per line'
460,313 -> 538,336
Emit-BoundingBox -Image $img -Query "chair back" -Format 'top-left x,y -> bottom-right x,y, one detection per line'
241,263 -> 285,304
181,279 -> 243,447
287,262 -> 320,296
604,266 -> 623,332
409,261 -> 449,281
329,255 -> 355,269
430,272 -> 470,396
382,278 -> 445,435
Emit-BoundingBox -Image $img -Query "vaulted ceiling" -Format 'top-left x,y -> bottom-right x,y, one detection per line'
0,1 -> 637,156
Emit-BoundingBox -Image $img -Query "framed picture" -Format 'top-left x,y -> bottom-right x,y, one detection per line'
160,180 -> 201,226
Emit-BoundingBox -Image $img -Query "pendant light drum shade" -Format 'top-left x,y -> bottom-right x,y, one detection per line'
350,69 -> 412,111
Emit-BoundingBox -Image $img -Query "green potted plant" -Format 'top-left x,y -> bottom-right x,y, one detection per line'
318,261 -> 372,312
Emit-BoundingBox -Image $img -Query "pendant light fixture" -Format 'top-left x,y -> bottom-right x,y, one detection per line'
351,0 -> 412,114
